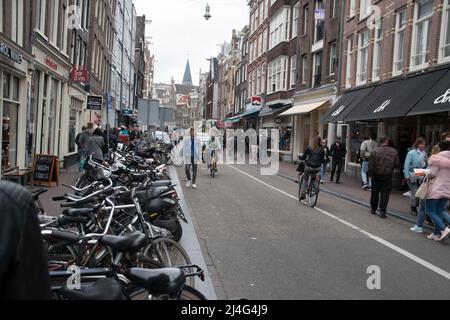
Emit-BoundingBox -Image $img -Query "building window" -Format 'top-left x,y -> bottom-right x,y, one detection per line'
359,0 -> 370,20
312,51 -> 323,88
301,54 -> 307,84
357,30 -> 369,85
411,0 -> 434,69
264,0 -> 269,19
346,37 -> 354,88
331,0 -> 339,18
292,3 -> 300,39
372,19 -> 383,81
49,0 -> 59,44
36,0 -> 46,32
329,42 -> 336,75
267,56 -> 288,94
393,9 -> 407,75
269,7 -> 290,50
290,55 -> 297,89
314,0 -> 324,43
12,0 -> 24,46
262,28 -> 267,53
349,0 -> 356,17
439,0 -> 450,62
303,5 -> 309,35
60,1 -> 68,52
257,66 -> 261,94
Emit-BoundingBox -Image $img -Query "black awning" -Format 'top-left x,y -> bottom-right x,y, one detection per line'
322,87 -> 375,123
344,69 -> 447,122
407,69 -> 450,116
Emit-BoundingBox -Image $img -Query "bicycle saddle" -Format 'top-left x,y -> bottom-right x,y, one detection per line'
62,208 -> 95,217
126,268 -> 185,295
149,180 -> 172,187
99,232 -> 148,253
60,278 -> 126,300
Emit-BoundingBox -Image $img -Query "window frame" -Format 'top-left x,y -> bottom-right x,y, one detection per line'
439,0 -> 450,63
410,0 -> 434,71
356,30 -> 369,86
393,9 -> 407,75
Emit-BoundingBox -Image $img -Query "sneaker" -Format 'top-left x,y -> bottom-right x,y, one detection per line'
427,233 -> 437,240
410,225 -> 424,233
370,210 -> 377,215
362,185 -> 368,190
379,212 -> 387,219
403,191 -> 411,197
320,180 -> 324,184
336,181 -> 341,184
439,227 -> 450,241
186,181 -> 191,188
192,184 -> 197,189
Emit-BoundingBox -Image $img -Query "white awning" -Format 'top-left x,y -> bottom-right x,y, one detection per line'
280,100 -> 329,116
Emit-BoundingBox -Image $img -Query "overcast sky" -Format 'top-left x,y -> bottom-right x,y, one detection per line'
133,0 -> 249,86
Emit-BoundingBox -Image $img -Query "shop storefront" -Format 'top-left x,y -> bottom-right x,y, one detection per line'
0,37 -> 32,175
259,102 -> 293,162
324,67 -> 450,179
33,41 -> 71,167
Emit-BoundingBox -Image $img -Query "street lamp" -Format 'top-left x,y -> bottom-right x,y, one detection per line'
204,3 -> 211,20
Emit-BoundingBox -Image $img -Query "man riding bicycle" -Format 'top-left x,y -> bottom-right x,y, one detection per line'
299,137 -> 326,201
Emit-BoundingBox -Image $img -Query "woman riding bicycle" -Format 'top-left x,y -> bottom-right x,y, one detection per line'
205,136 -> 221,172
299,137 -> 326,201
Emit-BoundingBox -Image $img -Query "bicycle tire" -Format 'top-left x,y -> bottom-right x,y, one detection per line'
308,177 -> 320,208
178,285 -> 207,300
141,238 -> 194,287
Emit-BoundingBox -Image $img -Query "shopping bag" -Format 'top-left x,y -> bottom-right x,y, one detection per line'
415,176 -> 429,200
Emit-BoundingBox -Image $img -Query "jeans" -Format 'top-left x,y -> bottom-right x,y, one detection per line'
426,198 -> 448,235
331,158 -> 344,182
300,166 -> 320,193
185,163 -> 198,184
320,163 -> 328,182
370,175 -> 393,213
361,161 -> 371,187
407,179 -> 420,208
415,199 -> 428,228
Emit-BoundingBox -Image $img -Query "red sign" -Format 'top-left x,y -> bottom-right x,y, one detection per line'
45,57 -> 58,70
251,96 -> 262,105
70,66 -> 89,83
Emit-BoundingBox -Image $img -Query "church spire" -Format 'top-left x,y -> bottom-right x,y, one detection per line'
182,59 -> 193,86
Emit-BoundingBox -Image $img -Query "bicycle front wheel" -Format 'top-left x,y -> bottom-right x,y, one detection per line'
298,174 -> 304,202
308,177 -> 320,208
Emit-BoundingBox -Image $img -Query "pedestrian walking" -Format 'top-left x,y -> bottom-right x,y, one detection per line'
319,139 -> 330,184
403,138 -> 428,216
360,134 -> 378,190
86,128 -> 105,161
368,137 -> 400,219
75,125 -> 87,172
76,123 -> 94,172
183,128 -> 202,189
329,136 -> 347,184
423,140 -> 450,241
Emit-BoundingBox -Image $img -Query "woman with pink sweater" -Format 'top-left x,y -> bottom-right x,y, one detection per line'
424,140 -> 450,241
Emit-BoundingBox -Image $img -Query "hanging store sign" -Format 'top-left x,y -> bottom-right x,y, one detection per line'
0,42 -> 23,64
87,95 -> 103,111
69,66 -> 89,83
251,96 -> 262,106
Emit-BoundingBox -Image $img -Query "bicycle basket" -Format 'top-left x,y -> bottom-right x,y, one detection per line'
111,210 -> 135,235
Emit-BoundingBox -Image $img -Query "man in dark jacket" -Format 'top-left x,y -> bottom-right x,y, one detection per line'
329,136 -> 347,184
0,181 -> 51,299
369,137 -> 400,219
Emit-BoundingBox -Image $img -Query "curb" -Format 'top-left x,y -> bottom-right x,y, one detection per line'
168,165 -> 218,300
275,171 -> 434,232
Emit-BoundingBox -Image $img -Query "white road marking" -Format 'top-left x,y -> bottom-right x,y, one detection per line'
227,165 -> 450,281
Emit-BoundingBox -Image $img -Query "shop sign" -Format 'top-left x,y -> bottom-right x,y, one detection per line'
314,8 -> 325,20
332,106 -> 345,117
251,96 -> 262,106
87,95 -> 103,111
373,99 -> 391,113
45,57 -> 58,71
121,109 -> 133,115
274,117 -> 283,124
69,66 -> 89,83
434,89 -> 450,104
0,42 -> 23,64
